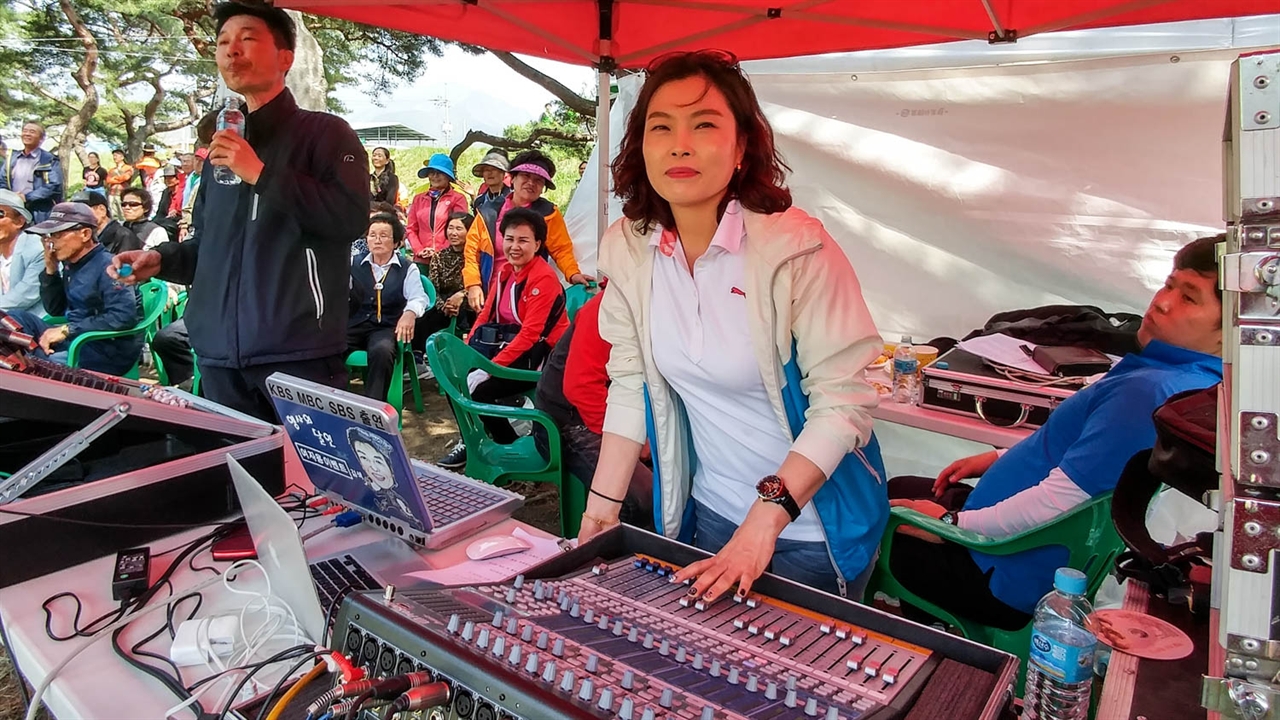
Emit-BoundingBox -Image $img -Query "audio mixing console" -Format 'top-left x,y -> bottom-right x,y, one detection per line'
329,525 -> 1018,720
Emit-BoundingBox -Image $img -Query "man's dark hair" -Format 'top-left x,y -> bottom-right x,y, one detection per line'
121,187 -> 153,215
77,192 -> 109,211
369,200 -> 397,215
1174,234 -> 1223,300
500,207 -> 548,246
367,211 -> 405,247
213,1 -> 297,51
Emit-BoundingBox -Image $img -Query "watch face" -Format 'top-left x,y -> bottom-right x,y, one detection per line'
756,475 -> 783,500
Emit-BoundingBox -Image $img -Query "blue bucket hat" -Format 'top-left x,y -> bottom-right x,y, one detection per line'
417,153 -> 456,181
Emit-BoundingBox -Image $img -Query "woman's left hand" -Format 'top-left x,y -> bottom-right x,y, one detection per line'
395,312 -> 416,343
672,503 -> 789,603
568,273 -> 596,287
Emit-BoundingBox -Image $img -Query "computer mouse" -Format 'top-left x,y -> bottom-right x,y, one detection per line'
466,534 -> 531,561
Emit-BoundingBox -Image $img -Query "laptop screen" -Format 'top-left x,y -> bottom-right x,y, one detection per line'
266,375 -> 433,534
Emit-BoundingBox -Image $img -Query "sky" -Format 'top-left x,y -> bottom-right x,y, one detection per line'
334,47 -> 598,145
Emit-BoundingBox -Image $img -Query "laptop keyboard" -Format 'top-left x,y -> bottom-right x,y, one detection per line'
309,554 -> 379,611
416,473 -> 504,527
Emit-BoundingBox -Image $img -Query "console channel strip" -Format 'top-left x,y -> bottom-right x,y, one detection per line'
330,556 -> 972,719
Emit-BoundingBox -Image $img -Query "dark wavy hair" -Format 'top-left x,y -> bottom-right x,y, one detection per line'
612,50 -> 792,234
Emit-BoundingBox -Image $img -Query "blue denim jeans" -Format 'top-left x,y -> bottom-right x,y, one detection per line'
690,499 -> 874,600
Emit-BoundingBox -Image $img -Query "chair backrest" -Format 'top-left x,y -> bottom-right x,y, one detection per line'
1056,491 -> 1124,598
425,332 -> 489,447
421,274 -> 437,308
137,280 -> 168,329
564,282 -> 598,322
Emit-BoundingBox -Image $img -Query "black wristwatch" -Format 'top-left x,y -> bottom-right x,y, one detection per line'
756,475 -> 801,522
939,511 -> 957,525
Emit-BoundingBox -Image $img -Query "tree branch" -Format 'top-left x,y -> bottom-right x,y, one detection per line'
449,127 -> 594,163
57,0 -> 100,168
490,50 -> 596,117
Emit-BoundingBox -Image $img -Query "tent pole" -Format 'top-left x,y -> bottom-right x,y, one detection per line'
597,66 -> 610,255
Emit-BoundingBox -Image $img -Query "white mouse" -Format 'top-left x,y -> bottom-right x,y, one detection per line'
466,534 -> 531,561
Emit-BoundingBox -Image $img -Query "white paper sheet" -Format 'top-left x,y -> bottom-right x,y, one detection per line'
405,528 -> 575,585
956,333 -> 1048,374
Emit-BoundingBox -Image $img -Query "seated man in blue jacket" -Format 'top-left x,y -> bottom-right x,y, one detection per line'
4,202 -> 142,375
886,234 -> 1224,630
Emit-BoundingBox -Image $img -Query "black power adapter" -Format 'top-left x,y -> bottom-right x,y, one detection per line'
112,547 -> 151,602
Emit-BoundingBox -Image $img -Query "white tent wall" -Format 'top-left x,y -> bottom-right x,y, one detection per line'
561,18 -> 1279,478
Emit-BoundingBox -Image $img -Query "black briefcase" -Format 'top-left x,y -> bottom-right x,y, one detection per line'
920,347 -> 1076,429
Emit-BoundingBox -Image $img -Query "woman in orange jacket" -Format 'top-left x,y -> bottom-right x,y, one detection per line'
462,149 -> 593,312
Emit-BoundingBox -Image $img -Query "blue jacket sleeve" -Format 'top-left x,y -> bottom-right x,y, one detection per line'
0,238 -> 43,312
66,273 -> 139,336
26,155 -> 63,203
252,119 -> 368,249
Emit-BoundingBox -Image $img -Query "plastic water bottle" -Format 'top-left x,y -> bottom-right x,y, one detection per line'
892,335 -> 919,404
1023,568 -> 1097,720
214,97 -> 245,185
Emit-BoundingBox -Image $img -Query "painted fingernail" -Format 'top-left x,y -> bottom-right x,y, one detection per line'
687,587 -> 699,597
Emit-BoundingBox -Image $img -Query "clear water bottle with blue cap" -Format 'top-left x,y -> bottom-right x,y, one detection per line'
214,97 -> 245,185
1023,567 -> 1097,719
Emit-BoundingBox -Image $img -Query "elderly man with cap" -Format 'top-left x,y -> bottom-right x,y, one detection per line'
406,153 -> 469,262
0,189 -> 46,315
4,202 -> 142,375
471,149 -> 511,245
462,148 -> 592,312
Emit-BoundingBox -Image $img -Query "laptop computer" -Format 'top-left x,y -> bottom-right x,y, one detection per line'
264,372 -> 523,550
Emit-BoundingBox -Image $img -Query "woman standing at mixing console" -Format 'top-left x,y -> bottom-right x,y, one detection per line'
577,50 -> 888,602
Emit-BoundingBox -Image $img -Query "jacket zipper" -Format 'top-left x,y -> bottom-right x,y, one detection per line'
305,247 -> 324,323
763,241 -> 854,597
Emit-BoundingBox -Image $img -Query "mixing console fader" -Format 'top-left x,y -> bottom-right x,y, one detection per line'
330,526 -> 1018,720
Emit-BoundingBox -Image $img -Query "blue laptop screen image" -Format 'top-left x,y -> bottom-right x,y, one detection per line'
272,395 -> 431,534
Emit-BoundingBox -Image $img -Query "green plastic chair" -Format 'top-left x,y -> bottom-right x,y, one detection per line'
865,491 -> 1122,694
47,279 -> 168,380
564,281 -> 598,322
425,331 -> 586,538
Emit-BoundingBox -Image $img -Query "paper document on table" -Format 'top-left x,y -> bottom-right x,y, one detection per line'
956,333 -> 1050,374
405,527 -> 575,585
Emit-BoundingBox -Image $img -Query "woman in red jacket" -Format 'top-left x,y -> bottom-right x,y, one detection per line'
406,153 -> 469,263
439,206 -> 568,469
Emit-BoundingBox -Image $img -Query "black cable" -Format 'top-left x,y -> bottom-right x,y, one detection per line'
0,507 -> 240,528
111,618 -> 206,719
323,585 -> 355,639
253,650 -> 334,720
219,648 -> 328,719
186,644 -> 314,692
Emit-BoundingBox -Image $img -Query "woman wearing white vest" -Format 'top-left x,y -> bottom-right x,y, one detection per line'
580,50 -> 889,602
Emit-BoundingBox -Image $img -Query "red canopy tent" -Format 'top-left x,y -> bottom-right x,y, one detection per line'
277,0 -> 1276,235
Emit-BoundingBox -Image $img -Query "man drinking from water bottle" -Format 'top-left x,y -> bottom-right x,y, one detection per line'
109,1 -> 368,421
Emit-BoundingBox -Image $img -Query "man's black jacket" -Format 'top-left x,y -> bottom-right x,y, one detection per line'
156,90 -> 367,369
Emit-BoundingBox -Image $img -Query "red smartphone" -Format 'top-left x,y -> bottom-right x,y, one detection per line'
211,524 -> 257,562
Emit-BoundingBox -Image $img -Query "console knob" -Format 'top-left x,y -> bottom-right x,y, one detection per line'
524,652 -> 540,674
577,678 -> 595,702
727,667 -> 740,685
559,670 -> 576,693
642,633 -> 655,649
541,661 -> 557,683
521,625 -> 534,642
641,708 -> 656,720
491,610 -> 504,628
446,614 -> 460,634
476,628 -> 490,649
709,660 -> 722,677
619,697 -> 635,720
784,689 -> 798,709
659,688 -> 674,709
461,621 -> 475,642
621,669 -> 635,690
805,698 -> 819,716
551,637 -> 566,657
700,707 -> 715,720
826,706 -> 841,720
745,674 -> 758,692
513,574 -> 524,589
598,687 -> 615,711
764,682 -> 778,700
536,631 -> 550,650
585,654 -> 600,673
491,636 -> 505,657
